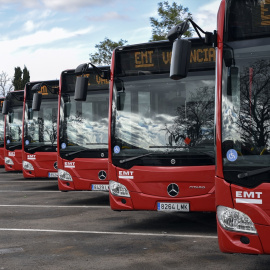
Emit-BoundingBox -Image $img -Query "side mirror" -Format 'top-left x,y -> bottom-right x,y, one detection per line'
170,39 -> 191,80
2,100 -> 10,115
32,93 -> 42,111
74,77 -> 88,101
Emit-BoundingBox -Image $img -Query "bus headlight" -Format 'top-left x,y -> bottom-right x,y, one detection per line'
23,161 -> 34,171
217,205 -> 257,234
5,157 -> 14,165
109,180 -> 130,197
58,169 -> 73,181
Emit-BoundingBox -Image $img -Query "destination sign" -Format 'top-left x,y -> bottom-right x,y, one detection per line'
116,41 -> 215,76
81,73 -> 109,87
63,67 -> 110,94
227,0 -> 270,41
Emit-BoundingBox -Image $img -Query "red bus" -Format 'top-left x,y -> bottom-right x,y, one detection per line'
57,66 -> 110,191
0,98 -> 5,166
108,40 -> 216,211
215,0 -> 270,254
169,0 -> 270,255
2,90 -> 24,171
22,80 -> 59,178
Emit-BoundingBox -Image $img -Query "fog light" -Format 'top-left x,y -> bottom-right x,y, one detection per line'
5,157 -> 14,165
23,161 -> 34,171
109,180 -> 130,197
217,205 -> 257,234
58,169 -> 73,181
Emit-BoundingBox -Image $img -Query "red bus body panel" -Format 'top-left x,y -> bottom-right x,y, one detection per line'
58,157 -> 108,191
22,152 -> 57,178
4,149 -> 22,171
0,147 -> 4,166
109,164 -> 215,211
215,0 -> 270,254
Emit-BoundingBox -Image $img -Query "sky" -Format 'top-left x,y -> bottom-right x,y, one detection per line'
0,0 -> 221,85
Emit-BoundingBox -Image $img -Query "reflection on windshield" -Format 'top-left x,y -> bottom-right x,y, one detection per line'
6,107 -> 23,145
24,99 -> 58,150
60,91 -> 109,155
0,115 -> 4,145
222,40 -> 270,169
112,73 -> 215,162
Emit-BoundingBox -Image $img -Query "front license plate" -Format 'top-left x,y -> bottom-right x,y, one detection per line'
157,202 -> 189,212
48,172 -> 58,178
92,184 -> 109,191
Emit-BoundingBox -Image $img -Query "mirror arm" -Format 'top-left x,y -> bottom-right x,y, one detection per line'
89,63 -> 110,80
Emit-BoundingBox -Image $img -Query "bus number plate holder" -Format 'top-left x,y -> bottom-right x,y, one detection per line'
48,172 -> 58,178
92,184 -> 109,191
157,202 -> 189,212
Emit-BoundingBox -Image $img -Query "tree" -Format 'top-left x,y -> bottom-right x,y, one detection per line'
0,71 -> 14,96
22,66 -> 30,88
12,66 -> 30,90
89,37 -> 128,65
149,1 -> 193,42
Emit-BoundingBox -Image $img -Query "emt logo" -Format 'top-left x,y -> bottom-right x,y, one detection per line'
8,152 -> 15,157
118,171 -> 134,179
27,155 -> 36,160
64,162 -> 75,168
235,191 -> 262,204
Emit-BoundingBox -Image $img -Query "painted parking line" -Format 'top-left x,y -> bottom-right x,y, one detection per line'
0,204 -> 109,208
0,190 -> 61,193
0,228 -> 217,239
0,181 -> 57,183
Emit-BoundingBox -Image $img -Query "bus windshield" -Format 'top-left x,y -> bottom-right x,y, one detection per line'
6,106 -> 23,150
59,72 -> 109,160
0,114 -> 4,147
24,82 -> 59,153
222,37 -> 270,187
112,41 -> 215,168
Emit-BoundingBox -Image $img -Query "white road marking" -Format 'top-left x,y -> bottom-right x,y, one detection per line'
0,247 -> 24,254
0,181 -> 57,183
0,204 -> 109,208
0,191 -> 61,193
0,228 -> 217,239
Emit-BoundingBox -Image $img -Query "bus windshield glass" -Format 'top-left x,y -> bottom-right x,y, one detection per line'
24,82 -> 59,153
221,37 -> 270,187
0,114 -> 4,147
6,95 -> 23,151
112,41 -> 215,168
59,71 -> 109,159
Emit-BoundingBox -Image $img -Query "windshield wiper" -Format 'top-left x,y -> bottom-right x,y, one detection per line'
26,145 -> 56,151
238,167 -> 270,179
119,153 -> 154,164
27,145 -> 45,151
7,143 -> 22,150
65,148 -> 89,157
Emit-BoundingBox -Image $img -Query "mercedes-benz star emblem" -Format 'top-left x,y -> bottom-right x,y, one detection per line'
53,161 -> 58,170
167,183 -> 179,197
98,170 -> 107,180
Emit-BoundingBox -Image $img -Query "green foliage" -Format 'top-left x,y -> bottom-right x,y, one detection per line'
150,1 -> 193,42
12,66 -> 30,90
89,37 -> 128,65
22,66 -> 30,87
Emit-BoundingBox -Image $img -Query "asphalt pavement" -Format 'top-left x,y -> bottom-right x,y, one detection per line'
0,167 -> 269,270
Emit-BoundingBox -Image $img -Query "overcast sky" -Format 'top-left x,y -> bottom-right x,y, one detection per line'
0,0 -> 220,83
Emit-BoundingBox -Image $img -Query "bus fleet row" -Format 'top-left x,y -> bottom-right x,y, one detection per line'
1,0 -> 270,255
